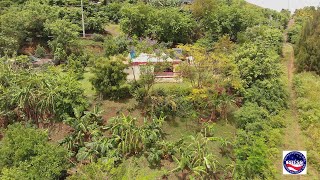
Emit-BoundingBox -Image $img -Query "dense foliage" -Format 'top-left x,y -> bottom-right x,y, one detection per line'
232,19 -> 288,178
90,57 -> 129,99
294,73 -> 320,171
120,3 -> 196,44
287,7 -> 315,44
295,9 -> 320,74
0,0 -> 301,179
62,111 -> 165,165
0,123 -> 69,179
0,58 -> 87,125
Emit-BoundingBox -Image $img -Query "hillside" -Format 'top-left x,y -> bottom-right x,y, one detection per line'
0,0 -> 318,179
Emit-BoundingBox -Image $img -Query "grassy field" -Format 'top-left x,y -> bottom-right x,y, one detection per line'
79,69 -> 95,100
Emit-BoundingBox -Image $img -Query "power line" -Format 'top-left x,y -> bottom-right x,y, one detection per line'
81,0 -> 85,38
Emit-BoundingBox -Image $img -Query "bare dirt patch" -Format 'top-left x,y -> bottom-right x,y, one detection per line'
47,122 -> 73,142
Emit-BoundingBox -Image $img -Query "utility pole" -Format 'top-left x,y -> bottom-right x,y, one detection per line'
81,0 -> 85,38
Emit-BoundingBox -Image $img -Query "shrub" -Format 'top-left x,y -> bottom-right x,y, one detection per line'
242,79 -> 288,113
238,25 -> 283,54
235,131 -> 275,179
234,103 -> 270,129
68,158 -> 125,180
34,44 -> 46,58
287,24 -> 302,44
104,35 -> 129,57
235,43 -> 281,88
91,57 -> 128,99
294,73 -> 320,170
65,53 -> 89,79
148,0 -> 181,7
92,33 -> 105,42
0,123 -> 69,179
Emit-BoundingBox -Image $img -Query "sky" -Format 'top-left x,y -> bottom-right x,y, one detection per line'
246,0 -> 320,12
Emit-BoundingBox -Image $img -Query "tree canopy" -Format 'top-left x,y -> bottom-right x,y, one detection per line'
0,123 -> 69,179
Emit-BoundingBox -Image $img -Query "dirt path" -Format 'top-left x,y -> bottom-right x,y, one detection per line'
279,19 -> 318,180
283,43 -> 304,151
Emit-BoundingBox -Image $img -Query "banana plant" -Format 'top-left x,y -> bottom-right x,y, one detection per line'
212,137 -> 234,159
62,107 -> 103,154
106,115 -> 165,157
171,134 -> 218,178
107,115 -> 141,155
146,147 -> 163,167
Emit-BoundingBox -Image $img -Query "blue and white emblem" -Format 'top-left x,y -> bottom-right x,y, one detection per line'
283,151 -> 307,175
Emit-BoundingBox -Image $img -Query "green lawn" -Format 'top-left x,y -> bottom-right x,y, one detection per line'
79,68 -> 95,100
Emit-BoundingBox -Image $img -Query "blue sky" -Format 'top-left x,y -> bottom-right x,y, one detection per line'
246,0 -> 319,12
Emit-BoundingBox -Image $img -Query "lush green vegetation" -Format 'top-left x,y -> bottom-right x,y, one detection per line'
0,59 -> 87,125
232,21 -> 288,179
294,73 -> 320,171
4,0 -> 320,179
293,13 -> 320,172
0,123 -> 69,179
295,8 -> 320,74
287,7 -> 315,45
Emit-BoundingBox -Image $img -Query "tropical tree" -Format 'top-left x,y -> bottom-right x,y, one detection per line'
296,9 -> 320,74
177,45 -> 214,88
0,61 -> 87,125
201,2 -> 261,41
91,57 -> 129,99
120,3 -> 153,37
45,19 -> 80,64
120,4 -> 196,43
105,115 -> 164,156
69,115 -> 165,163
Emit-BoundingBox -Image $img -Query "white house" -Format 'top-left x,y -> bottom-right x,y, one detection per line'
125,53 -> 182,82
